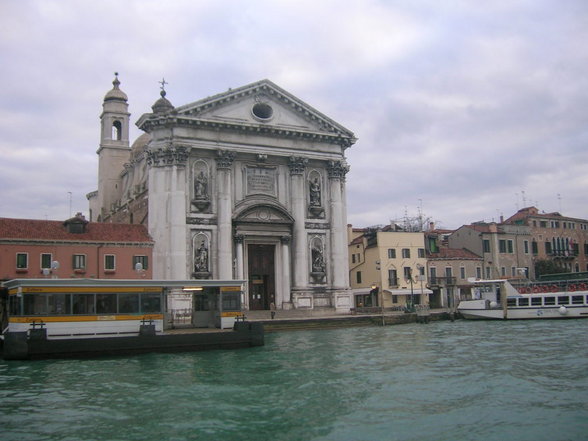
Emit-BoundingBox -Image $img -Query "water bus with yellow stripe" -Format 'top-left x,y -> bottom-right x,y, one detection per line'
0,279 -> 263,360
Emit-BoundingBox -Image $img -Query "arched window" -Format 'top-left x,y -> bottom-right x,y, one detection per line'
112,121 -> 122,140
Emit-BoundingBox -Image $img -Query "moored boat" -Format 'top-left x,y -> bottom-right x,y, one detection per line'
457,278 -> 588,320
0,278 -> 264,360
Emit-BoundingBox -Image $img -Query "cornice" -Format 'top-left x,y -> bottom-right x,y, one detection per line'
139,115 -> 356,148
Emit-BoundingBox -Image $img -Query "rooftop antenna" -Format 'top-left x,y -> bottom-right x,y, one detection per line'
521,190 -> 527,207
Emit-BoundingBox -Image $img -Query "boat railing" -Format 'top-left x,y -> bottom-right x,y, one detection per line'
512,279 -> 588,294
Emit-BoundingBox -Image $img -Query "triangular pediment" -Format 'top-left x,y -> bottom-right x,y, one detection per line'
174,79 -> 355,140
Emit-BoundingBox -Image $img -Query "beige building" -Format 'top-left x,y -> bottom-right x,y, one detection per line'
88,76 -> 357,311
448,222 -> 534,281
503,207 -> 588,275
348,225 -> 431,309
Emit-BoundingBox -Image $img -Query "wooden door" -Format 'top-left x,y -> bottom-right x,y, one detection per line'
248,244 -> 275,310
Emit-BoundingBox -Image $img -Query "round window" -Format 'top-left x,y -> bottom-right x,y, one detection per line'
252,103 -> 273,120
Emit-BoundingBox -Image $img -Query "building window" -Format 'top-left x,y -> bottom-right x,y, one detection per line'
388,269 -> 398,287
499,240 -> 505,253
133,255 -> 148,271
476,267 -> 482,279
445,267 -> 453,278
73,254 -> 86,270
483,240 -> 490,253
388,248 -> 396,259
402,248 -> 410,258
418,248 -> 425,258
430,267 -> 437,283
351,254 -> 356,264
16,253 -> 28,269
508,240 -> 513,253
104,255 -> 116,271
41,253 -> 52,269
356,271 -> 362,284
460,267 -> 466,280
532,241 -> 538,255
511,267 -> 517,277
501,267 -> 506,277
524,240 -> 529,254
403,266 -> 412,280
545,241 -> 552,254
485,267 -> 491,279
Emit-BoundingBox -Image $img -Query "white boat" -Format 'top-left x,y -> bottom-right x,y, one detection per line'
457,278 -> 588,320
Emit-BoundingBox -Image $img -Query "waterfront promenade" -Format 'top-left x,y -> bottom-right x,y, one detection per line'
243,307 -> 453,331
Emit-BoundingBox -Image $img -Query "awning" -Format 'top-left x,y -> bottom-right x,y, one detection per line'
383,288 -> 433,296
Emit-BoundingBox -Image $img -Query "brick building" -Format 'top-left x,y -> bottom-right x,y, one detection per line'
0,213 -> 153,282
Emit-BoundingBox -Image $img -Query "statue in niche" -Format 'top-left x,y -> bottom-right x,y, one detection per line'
194,170 -> 208,200
191,169 -> 211,212
194,241 -> 208,272
309,177 -> 321,207
311,246 -> 326,273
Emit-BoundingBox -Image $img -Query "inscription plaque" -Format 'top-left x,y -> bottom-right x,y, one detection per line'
246,167 -> 276,196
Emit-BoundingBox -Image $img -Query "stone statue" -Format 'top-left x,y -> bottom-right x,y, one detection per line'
194,171 -> 208,199
309,177 -> 321,207
311,247 -> 326,273
194,241 -> 208,272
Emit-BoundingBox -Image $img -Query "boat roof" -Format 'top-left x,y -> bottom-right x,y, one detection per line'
2,278 -> 246,290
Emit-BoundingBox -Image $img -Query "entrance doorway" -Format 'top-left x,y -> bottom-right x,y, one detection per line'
247,244 -> 275,310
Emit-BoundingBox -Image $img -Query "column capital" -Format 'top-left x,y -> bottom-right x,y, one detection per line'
280,235 -> 291,245
145,144 -> 188,167
327,160 -> 349,180
288,156 -> 308,175
215,149 -> 236,169
234,234 -> 245,244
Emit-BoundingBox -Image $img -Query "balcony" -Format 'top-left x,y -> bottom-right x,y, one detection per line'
428,276 -> 456,286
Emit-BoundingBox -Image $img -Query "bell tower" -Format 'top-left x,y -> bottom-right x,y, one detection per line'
96,73 -> 131,220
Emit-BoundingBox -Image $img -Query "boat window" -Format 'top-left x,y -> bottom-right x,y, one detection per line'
518,298 -> 529,307
222,292 -> 241,312
531,297 -> 542,306
141,293 -> 162,313
47,294 -> 71,314
544,296 -> 556,306
557,296 -> 570,305
571,295 -> 584,305
507,298 -> 517,307
73,294 -> 95,314
23,294 -> 47,315
9,295 -> 20,315
119,293 -> 140,313
96,294 -> 117,314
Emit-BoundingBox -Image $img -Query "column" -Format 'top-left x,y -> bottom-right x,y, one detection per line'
327,160 -> 350,289
280,235 -> 292,308
288,156 -> 308,289
216,150 -> 235,279
235,235 -> 244,280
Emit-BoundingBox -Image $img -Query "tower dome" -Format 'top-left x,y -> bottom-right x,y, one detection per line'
151,78 -> 174,114
104,73 -> 128,102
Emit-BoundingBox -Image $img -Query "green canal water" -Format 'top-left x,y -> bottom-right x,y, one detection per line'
1,320 -> 587,441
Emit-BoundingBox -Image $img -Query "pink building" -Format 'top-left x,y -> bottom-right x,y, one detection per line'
0,214 -> 153,282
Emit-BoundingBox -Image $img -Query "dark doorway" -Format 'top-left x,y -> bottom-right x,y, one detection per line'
248,244 -> 275,310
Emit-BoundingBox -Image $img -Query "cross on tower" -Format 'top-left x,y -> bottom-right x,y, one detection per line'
159,78 -> 168,91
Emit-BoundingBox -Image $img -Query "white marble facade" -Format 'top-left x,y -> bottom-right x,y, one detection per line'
93,77 -> 357,311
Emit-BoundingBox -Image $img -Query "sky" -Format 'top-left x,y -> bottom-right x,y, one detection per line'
1,0 -> 587,230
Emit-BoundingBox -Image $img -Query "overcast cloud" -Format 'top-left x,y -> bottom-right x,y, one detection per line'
1,0 -> 586,229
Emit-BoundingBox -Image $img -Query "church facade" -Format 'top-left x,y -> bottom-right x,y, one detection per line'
88,76 -> 357,311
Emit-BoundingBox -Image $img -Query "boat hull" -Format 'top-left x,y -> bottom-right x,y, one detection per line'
2,321 -> 264,360
458,306 -> 588,320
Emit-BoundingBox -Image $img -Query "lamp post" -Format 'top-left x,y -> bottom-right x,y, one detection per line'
406,268 -> 415,313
